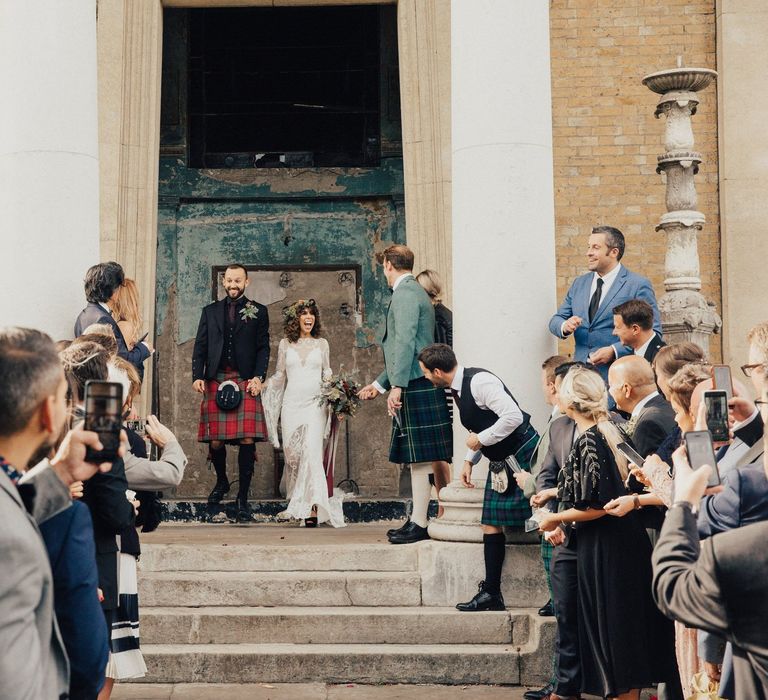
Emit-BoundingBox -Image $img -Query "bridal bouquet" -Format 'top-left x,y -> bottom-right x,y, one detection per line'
317,370 -> 362,418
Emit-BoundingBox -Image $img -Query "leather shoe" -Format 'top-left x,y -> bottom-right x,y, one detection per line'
456,582 -> 505,611
538,599 -> 555,617
388,521 -> 430,544
524,683 -> 554,700
207,479 -> 230,504
386,519 -> 410,537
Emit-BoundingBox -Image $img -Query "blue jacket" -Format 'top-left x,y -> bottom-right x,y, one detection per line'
39,502 -> 109,700
74,302 -> 151,376
548,265 -> 661,379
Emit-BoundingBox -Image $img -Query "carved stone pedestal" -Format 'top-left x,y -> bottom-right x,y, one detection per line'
428,478 -> 486,543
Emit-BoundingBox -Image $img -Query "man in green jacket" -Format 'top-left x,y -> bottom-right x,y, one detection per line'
360,245 -> 452,544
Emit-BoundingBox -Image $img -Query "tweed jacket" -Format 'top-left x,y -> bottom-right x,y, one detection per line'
375,275 -> 436,390
0,465 -> 70,699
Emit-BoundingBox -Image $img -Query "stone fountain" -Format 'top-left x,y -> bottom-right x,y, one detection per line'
642,59 -> 722,351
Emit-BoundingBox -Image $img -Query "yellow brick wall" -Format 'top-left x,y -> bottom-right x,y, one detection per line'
549,0 -> 721,360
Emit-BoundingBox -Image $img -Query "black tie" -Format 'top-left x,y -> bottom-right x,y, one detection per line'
588,277 -> 604,323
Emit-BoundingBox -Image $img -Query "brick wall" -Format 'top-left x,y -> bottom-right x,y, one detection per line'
549,0 -> 721,359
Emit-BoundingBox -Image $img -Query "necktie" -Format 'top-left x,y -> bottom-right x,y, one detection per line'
228,300 -> 236,325
588,277 -> 604,323
451,388 -> 460,402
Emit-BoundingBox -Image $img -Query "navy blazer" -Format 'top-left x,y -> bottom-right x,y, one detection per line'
39,502 -> 109,700
74,302 -> 151,375
549,265 -> 661,379
698,463 -> 768,539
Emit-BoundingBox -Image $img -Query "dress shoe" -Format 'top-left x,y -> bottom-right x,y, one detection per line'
207,479 -> 230,504
388,521 -> 430,544
456,582 -> 505,611
524,683 -> 554,700
538,599 -> 555,617
234,496 -> 252,523
386,519 -> 410,537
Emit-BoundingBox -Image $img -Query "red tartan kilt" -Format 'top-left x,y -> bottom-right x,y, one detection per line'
198,371 -> 267,443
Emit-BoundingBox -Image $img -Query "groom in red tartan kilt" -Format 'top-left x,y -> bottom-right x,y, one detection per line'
192,264 -> 270,522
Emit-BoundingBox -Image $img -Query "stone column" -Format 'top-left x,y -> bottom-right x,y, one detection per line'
643,64 -> 721,352
429,0 -> 557,543
98,0 -> 163,413
0,1 -> 99,339
397,0 -> 452,304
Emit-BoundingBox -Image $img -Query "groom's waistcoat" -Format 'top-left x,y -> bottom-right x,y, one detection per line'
456,367 -> 531,461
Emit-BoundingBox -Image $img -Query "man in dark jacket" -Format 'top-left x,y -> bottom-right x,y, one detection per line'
192,264 -> 270,521
74,261 -> 153,378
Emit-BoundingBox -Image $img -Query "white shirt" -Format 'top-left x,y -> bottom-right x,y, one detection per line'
631,390 -> 659,418
373,273 -> 415,394
562,263 -> 623,336
451,366 -> 524,464
633,333 -> 656,359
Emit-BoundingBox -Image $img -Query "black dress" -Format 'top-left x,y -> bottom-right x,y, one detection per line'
558,426 -> 676,697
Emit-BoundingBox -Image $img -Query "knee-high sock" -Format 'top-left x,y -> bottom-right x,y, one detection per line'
483,532 -> 506,595
237,443 -> 256,499
409,462 -> 432,528
209,445 -> 228,483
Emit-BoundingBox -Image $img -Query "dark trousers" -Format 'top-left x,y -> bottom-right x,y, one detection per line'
550,543 -> 580,696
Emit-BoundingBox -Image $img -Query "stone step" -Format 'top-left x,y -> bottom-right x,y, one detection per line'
138,571 -> 422,607
136,641 -> 550,686
140,606 -> 536,646
139,542 -> 417,573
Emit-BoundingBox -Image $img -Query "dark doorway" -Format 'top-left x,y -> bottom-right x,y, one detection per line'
188,6 -> 381,169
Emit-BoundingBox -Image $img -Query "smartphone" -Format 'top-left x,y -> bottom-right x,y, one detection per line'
84,380 -> 123,463
712,365 -> 733,401
684,430 -> 721,488
703,390 -> 730,442
616,441 -> 645,467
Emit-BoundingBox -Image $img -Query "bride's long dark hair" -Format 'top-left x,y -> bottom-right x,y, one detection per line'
283,299 -> 322,343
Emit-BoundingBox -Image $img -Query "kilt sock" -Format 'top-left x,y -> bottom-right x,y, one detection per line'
483,532 -> 506,595
237,443 -> 256,500
409,462 -> 431,528
210,445 -> 228,484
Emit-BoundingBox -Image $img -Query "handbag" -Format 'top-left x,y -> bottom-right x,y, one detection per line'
488,454 -> 522,494
215,380 -> 242,411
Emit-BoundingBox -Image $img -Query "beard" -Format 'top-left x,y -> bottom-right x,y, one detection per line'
227,286 -> 245,300
27,438 -> 56,470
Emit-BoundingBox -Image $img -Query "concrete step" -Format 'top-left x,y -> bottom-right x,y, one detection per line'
137,642 -> 538,686
139,543 -> 417,573
139,571 -> 422,607
140,606 -> 536,645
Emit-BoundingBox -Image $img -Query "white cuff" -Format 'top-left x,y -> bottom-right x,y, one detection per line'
373,381 -> 386,395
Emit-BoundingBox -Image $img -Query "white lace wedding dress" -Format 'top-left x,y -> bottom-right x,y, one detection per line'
262,337 -> 346,527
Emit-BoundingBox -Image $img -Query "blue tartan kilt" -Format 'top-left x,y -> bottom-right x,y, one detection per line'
481,423 -> 539,527
388,376 -> 452,464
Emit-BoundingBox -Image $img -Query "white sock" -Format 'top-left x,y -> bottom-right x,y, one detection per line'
409,462 -> 432,528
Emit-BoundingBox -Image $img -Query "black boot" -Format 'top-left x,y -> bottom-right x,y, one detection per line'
207,445 -> 229,504
456,581 -> 506,612
234,495 -> 252,523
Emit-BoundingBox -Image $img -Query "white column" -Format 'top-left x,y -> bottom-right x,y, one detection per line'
0,1 -> 99,340
430,0 -> 557,542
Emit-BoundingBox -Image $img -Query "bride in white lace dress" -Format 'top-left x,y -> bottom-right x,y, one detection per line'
262,299 -> 346,528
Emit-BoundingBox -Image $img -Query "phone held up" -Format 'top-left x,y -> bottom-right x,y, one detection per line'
84,380 -> 123,464
711,364 -> 734,401
684,430 -> 721,488
703,389 -> 730,442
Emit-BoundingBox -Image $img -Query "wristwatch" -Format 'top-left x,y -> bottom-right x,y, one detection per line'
632,495 -> 642,510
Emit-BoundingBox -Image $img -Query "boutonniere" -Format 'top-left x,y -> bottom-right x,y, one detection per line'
239,302 -> 259,323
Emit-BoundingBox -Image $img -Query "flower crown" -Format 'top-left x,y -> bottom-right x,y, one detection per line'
282,298 -> 316,322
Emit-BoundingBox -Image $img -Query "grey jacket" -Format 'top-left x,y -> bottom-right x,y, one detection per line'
0,465 -> 70,700
653,505 -> 768,699
124,440 -> 187,491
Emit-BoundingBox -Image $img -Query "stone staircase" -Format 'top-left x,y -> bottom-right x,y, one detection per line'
135,526 -> 555,687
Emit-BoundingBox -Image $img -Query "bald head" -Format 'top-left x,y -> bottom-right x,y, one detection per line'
608,355 -> 658,413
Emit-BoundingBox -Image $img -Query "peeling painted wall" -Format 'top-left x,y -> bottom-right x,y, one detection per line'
156,7 -> 407,499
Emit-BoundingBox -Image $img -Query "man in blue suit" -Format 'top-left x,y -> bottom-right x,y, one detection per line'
548,226 -> 661,380
74,261 -> 153,378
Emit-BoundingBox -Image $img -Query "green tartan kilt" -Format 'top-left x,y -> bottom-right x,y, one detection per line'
388,376 -> 452,464
481,424 -> 539,527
